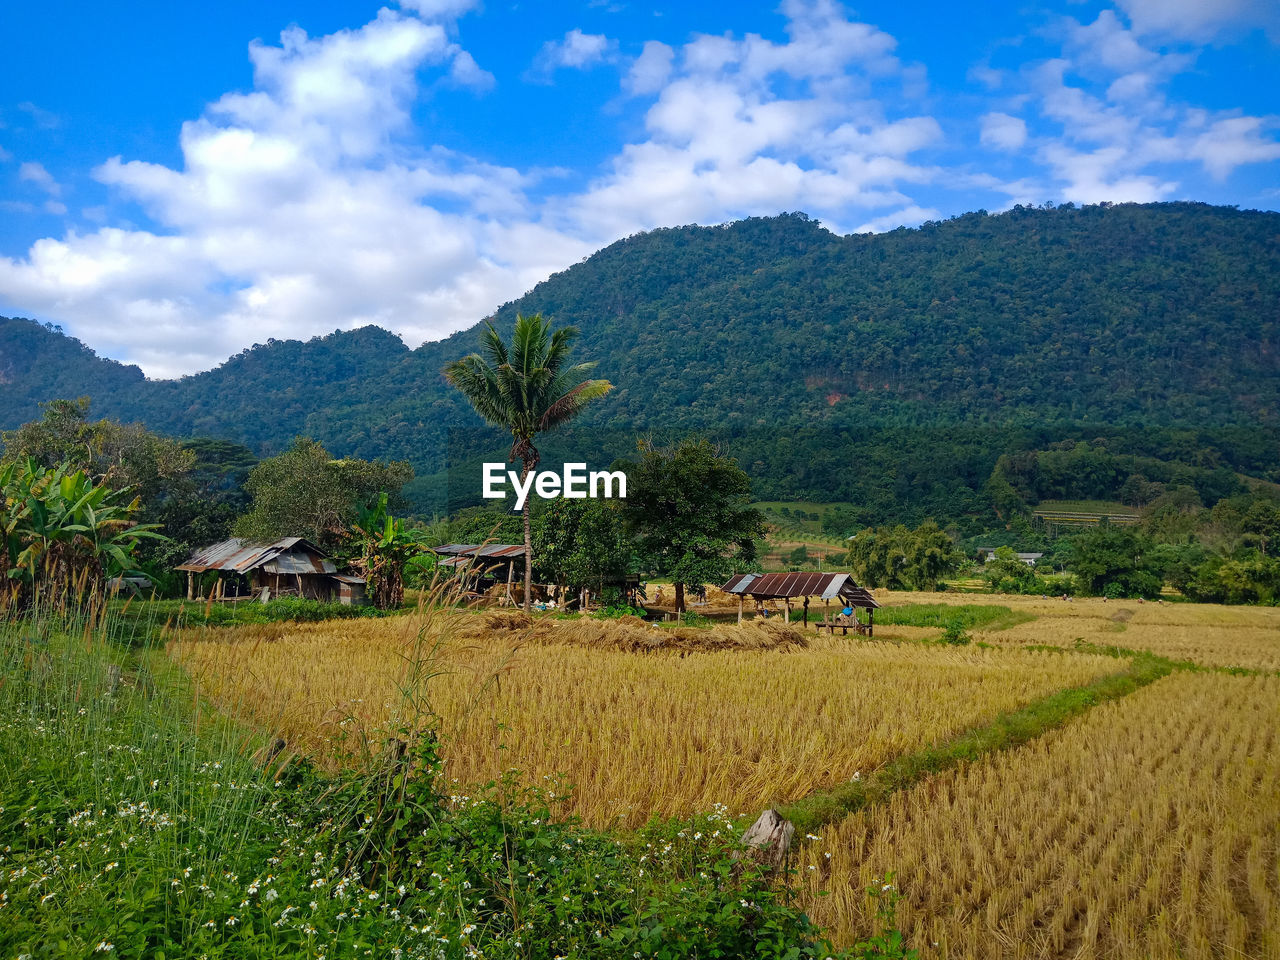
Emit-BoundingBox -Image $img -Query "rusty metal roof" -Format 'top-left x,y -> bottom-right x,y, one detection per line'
435,544 -> 525,559
175,537 -> 332,574
720,572 -> 879,607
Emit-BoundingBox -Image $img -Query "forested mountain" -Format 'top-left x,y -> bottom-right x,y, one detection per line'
2,201 -> 1278,528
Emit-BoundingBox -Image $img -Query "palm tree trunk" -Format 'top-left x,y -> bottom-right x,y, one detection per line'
521,461 -> 533,614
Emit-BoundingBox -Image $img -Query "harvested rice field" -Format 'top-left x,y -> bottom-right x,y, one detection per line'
875,590 -> 1280,670
167,611 -> 1119,828
797,671 -> 1280,959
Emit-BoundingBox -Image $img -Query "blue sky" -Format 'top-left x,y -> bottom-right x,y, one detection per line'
1,0 -> 1277,377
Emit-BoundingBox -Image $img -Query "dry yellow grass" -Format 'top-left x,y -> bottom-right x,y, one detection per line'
798,671 -> 1280,959
877,590 -> 1280,670
167,612 -> 1117,828
455,610 -> 809,651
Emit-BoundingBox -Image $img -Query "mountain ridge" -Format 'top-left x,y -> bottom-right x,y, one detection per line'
2,200 -> 1278,521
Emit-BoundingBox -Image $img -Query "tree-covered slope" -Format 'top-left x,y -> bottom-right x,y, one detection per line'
1,201 -> 1277,521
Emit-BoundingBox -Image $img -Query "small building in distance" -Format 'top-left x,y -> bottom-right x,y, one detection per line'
976,548 -> 1044,566
720,571 -> 879,631
176,537 -> 366,604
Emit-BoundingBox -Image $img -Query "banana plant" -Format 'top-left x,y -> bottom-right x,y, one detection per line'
349,493 -> 428,610
2,458 -> 166,607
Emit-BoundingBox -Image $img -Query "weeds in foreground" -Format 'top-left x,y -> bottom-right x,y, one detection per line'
0,595 -> 912,959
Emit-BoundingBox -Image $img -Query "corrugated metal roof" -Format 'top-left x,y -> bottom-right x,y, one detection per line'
719,571 -> 879,607
263,554 -> 337,575
435,544 -> 525,559
175,537 -> 331,574
331,574 -> 366,585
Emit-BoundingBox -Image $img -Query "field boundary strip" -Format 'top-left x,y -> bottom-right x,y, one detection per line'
779,650 -> 1174,833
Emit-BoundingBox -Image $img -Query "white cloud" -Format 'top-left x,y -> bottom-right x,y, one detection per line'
14,1 -> 1274,378
19,161 -> 61,196
534,29 -> 615,74
448,49 -> 495,89
991,14 -> 1280,203
1188,115 -> 1280,179
396,0 -> 480,23
1114,0 -> 1280,43
980,112 -> 1027,151
853,204 -> 940,233
566,0 -> 940,238
17,102 -> 59,130
625,40 -> 674,95
0,10 -> 579,377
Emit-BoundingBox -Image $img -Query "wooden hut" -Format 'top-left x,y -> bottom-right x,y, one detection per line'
176,537 -> 366,604
719,571 -> 879,633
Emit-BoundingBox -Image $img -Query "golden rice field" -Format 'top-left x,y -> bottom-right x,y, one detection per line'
878,590 -> 1280,670
797,671 -> 1280,960
166,613 -> 1118,828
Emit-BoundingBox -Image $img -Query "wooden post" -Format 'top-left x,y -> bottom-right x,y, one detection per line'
868,606 -> 874,637
187,572 -> 194,601
737,594 -> 744,624
783,599 -> 790,624
505,560 -> 514,605
803,596 -> 809,626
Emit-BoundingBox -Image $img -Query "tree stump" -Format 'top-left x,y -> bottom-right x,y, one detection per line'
736,808 -> 794,876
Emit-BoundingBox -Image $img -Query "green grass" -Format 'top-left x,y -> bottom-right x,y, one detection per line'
874,603 -> 1036,632
0,605 -> 897,960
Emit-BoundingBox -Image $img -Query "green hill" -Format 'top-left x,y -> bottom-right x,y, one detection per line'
2,201 -> 1278,529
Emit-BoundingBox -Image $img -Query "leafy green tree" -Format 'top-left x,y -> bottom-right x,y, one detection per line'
1,398 -> 195,517
234,438 -> 412,551
2,459 -> 164,608
1185,551 -> 1280,604
846,521 -> 967,591
623,437 -> 765,613
981,546 -> 1037,593
788,545 -> 810,568
1065,524 -> 1162,598
444,313 -> 612,612
531,499 -> 630,603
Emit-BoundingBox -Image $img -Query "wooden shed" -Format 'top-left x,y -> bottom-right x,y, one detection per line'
176,537 -> 366,604
719,571 -> 879,632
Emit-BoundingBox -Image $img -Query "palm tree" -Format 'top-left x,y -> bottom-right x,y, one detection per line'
444,314 -> 611,612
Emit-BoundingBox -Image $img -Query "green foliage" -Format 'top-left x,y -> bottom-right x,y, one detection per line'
2,458 -> 164,607
1183,551 -> 1280,605
939,622 -> 972,645
0,612 -> 893,960
845,520 -> 968,591
5,203 -> 1279,530
872,603 -> 1035,631
1064,524 -> 1163,598
444,312 -> 612,612
531,498 -> 631,593
440,506 -> 524,545
234,437 -> 412,551
345,493 -> 430,609
623,437 -> 766,612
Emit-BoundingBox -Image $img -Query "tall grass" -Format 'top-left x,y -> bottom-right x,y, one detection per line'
0,590 -> 895,959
